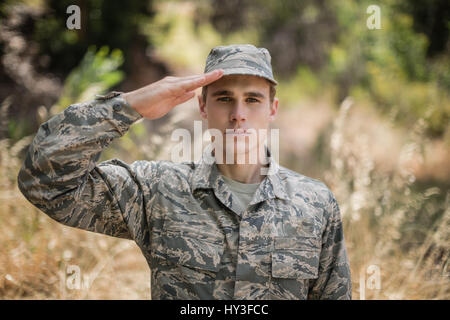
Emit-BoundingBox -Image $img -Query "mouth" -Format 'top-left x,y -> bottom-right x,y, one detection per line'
225,128 -> 252,135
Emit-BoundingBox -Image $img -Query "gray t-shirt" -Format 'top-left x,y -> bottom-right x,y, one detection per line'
221,174 -> 260,212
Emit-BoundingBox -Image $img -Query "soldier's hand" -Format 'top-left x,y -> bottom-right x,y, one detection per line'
123,69 -> 224,119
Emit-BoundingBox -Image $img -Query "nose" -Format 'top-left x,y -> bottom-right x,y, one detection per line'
230,101 -> 247,124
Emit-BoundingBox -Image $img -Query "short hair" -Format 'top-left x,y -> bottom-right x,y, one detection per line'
201,80 -> 276,104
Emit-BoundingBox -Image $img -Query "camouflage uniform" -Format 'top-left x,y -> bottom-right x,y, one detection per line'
18,44 -> 352,300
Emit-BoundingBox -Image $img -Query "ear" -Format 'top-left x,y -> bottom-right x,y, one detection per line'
269,97 -> 279,121
198,95 -> 208,119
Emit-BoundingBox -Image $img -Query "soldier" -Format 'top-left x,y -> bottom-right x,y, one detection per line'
18,44 -> 351,299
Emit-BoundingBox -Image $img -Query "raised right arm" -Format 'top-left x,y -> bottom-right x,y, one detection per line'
17,94 -> 148,239
17,70 -> 223,241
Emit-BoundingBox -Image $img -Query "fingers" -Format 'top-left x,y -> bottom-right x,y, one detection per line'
203,69 -> 224,85
173,91 -> 196,106
179,69 -> 224,91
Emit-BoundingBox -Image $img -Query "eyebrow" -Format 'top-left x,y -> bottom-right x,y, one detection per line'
211,90 -> 266,99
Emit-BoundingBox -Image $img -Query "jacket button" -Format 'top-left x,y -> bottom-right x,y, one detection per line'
113,103 -> 122,112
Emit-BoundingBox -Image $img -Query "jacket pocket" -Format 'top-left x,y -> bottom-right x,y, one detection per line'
271,236 -> 321,279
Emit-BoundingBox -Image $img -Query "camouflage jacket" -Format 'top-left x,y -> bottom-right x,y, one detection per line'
18,94 -> 352,300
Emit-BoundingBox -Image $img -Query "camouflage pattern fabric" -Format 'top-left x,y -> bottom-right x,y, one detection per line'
17,94 -> 352,299
205,44 -> 278,85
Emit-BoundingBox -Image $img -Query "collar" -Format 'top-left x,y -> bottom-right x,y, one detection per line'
191,147 -> 290,204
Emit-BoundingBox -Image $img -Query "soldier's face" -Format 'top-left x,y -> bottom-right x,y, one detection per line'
198,75 -> 279,159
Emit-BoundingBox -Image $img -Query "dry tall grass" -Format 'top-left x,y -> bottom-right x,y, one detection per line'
0,96 -> 448,299
324,97 -> 449,299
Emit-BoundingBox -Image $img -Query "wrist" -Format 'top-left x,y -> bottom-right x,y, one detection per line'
122,91 -> 142,115
121,91 -> 133,107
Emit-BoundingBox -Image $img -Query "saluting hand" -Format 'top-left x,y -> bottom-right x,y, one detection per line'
123,69 -> 224,119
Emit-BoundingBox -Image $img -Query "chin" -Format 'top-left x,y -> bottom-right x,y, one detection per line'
223,141 -> 260,164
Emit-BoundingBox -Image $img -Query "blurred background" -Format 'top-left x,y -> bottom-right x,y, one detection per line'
0,0 -> 449,299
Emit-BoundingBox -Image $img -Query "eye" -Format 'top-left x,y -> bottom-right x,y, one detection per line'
217,97 -> 233,102
246,97 -> 260,103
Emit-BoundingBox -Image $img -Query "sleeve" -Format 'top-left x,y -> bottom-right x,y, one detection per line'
307,190 -> 352,299
17,94 -> 157,241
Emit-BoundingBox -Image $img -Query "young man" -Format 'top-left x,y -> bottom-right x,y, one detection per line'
18,44 -> 351,299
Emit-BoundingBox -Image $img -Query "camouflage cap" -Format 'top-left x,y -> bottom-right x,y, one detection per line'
204,44 -> 277,85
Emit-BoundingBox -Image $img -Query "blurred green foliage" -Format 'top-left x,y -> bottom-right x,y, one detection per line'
30,0 -> 153,76
141,0 -> 449,136
0,0 -> 449,138
53,46 -> 124,113
324,0 -> 449,137
48,45 -> 156,164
